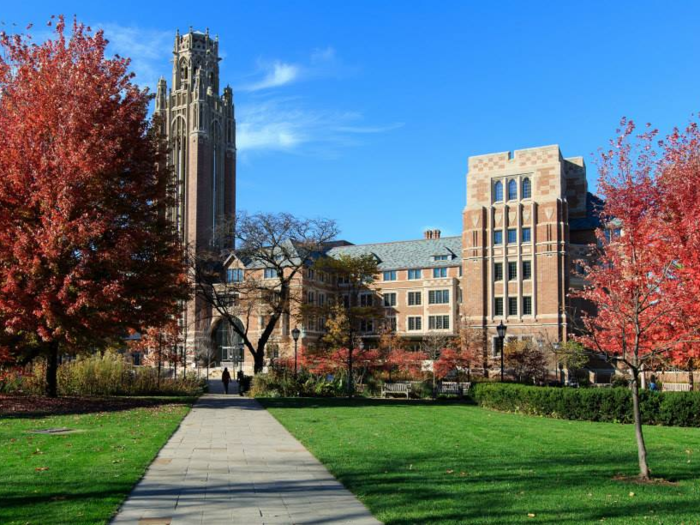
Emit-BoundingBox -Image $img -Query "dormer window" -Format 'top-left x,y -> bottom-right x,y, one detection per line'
433,255 -> 449,261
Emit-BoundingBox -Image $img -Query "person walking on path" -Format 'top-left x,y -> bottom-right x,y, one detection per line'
221,367 -> 231,394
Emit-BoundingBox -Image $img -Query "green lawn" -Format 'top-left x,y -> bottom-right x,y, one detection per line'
260,398 -> 700,524
0,398 -> 194,525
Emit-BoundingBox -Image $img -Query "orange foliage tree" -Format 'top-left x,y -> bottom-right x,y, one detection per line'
0,18 -> 188,396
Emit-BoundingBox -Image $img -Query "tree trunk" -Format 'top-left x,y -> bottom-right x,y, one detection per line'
630,371 -> 651,480
253,351 -> 264,374
45,341 -> 59,398
347,347 -> 354,398
689,359 -> 695,391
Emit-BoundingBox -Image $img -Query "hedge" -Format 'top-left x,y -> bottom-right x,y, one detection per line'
469,383 -> 700,427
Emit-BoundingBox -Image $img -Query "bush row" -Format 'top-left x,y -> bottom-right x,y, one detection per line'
1,352 -> 207,397
469,383 -> 700,427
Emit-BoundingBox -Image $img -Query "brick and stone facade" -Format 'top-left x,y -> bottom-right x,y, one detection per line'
461,145 -> 598,368
155,28 -> 236,358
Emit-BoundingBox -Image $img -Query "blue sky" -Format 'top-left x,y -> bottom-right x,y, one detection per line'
3,1 -> 700,243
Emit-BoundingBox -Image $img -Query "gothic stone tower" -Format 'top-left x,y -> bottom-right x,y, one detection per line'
155,28 -> 236,356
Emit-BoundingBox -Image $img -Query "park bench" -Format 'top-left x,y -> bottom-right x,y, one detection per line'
437,382 -> 472,396
662,382 -> 692,392
382,382 -> 411,399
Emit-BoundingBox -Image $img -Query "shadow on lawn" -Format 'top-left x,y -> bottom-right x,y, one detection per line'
0,394 -> 196,419
332,451 -> 700,524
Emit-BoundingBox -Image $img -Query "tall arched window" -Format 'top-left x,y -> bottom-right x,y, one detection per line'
522,178 -> 532,199
508,179 -> 518,200
494,181 -> 503,202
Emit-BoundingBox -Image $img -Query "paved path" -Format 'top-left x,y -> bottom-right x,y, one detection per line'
111,382 -> 380,524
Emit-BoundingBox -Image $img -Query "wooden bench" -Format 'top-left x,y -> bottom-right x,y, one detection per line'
437,382 -> 472,396
663,382 -> 692,392
382,382 -> 410,399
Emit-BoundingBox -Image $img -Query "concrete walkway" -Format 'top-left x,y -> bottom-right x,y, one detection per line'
111,382 -> 380,524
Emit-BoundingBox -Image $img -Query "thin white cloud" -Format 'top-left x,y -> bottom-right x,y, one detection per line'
97,23 -> 172,90
333,123 -> 405,134
237,98 -> 401,157
241,61 -> 301,92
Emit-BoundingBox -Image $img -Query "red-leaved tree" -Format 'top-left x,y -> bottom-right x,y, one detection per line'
574,118 -> 699,480
0,18 -> 189,396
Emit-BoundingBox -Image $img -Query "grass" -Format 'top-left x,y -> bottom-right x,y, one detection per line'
260,398 -> 700,524
0,396 -> 194,525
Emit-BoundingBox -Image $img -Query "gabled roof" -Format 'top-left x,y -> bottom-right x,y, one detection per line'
327,236 -> 462,271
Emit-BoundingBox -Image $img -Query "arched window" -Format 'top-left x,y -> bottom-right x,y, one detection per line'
494,181 -> 503,202
508,179 -> 518,200
522,178 -> 532,199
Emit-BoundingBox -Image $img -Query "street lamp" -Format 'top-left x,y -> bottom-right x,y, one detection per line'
291,326 -> 301,378
496,321 -> 507,382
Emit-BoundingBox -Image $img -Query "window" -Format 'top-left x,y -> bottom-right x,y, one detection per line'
494,181 -> 503,202
428,289 -> 450,304
360,294 -> 374,307
522,227 -> 531,243
494,297 -> 504,316
360,319 -> 374,333
383,270 -> 397,281
408,316 -> 422,331
307,269 -> 315,280
507,229 -> 517,244
433,254 -> 449,261
494,231 -> 503,245
433,267 -> 447,278
307,291 -> 315,304
408,269 -> 421,280
264,268 -> 278,279
508,179 -> 518,200
522,178 -> 532,199
428,315 -> 450,330
508,261 -> 517,281
383,292 -> 397,307
342,294 -> 350,308
226,268 -> 243,283
318,293 -> 326,306
522,260 -> 532,280
459,265 -> 463,277
388,317 -> 397,331
508,297 -> 518,316
523,296 -> 533,315
492,336 -> 502,357
408,291 -> 422,306
457,288 -> 463,303
494,263 -> 503,281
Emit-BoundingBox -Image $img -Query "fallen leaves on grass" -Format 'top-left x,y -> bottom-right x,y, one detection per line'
35,466 -> 49,472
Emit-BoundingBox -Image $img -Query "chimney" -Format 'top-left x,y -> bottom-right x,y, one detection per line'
423,230 -> 433,240
433,229 -> 441,239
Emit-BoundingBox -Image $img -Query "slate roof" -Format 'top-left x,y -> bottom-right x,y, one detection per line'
327,236 -> 462,271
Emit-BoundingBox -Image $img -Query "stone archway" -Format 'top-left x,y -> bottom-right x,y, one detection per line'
211,317 -> 245,367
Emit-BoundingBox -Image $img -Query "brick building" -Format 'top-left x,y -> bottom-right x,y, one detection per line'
154,31 -> 600,375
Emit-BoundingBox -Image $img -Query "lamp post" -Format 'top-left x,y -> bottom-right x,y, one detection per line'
497,321 -> 507,382
291,326 -> 301,378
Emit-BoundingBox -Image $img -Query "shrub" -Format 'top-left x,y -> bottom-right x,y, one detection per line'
250,371 -> 345,398
1,352 -> 206,396
469,383 -> 700,427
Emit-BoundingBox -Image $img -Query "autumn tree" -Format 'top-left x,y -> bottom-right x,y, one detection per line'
574,117 -> 700,480
129,319 -> 183,383
314,253 -> 382,396
503,339 -> 546,383
191,212 -> 338,374
0,19 -> 188,396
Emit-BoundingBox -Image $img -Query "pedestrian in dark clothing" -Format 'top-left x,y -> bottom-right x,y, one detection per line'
222,367 -> 231,394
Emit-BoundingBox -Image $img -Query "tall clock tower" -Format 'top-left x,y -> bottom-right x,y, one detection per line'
155,27 -> 236,355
